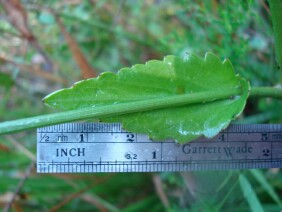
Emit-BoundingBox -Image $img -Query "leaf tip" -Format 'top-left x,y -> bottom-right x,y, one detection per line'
163,55 -> 176,64
222,58 -> 235,69
204,51 -> 217,58
204,52 -> 223,64
42,91 -> 58,107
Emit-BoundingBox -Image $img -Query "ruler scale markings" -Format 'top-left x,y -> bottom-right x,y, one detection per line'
37,123 -> 282,173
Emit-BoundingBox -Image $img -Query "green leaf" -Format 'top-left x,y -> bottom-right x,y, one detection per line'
44,53 -> 249,142
0,72 -> 14,90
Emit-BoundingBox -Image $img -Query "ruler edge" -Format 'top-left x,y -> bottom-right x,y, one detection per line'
37,123 -> 282,133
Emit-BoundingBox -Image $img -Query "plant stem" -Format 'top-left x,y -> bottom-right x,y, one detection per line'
250,86 -> 282,98
0,86 -> 281,135
0,89 -> 239,135
269,0 -> 282,69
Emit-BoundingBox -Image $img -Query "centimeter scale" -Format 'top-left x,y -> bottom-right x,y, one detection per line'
37,123 -> 282,173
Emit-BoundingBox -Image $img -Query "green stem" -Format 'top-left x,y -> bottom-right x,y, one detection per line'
269,0 -> 282,69
0,89 -> 239,135
0,86 -> 281,135
250,86 -> 282,98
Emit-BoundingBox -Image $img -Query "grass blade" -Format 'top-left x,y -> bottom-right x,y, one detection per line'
239,173 -> 264,212
250,169 -> 282,207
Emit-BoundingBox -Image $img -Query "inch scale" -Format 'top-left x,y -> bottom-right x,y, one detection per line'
37,123 -> 282,173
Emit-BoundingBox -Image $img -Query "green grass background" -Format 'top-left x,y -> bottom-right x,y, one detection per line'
0,0 -> 281,211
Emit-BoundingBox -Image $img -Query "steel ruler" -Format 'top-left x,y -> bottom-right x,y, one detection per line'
37,123 -> 282,173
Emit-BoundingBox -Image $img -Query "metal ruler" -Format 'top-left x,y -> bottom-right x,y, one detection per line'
37,123 -> 282,173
